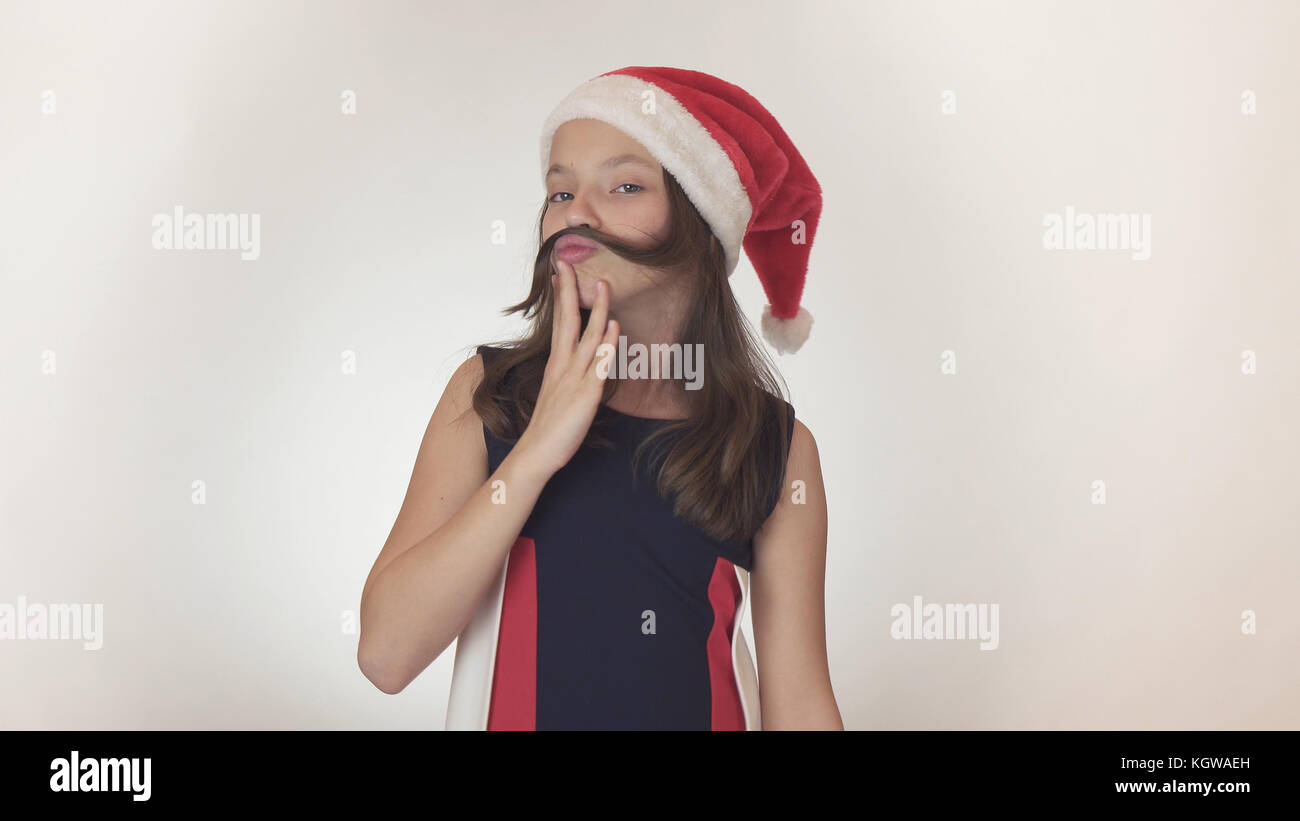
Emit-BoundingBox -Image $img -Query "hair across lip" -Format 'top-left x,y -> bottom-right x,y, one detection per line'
555,234 -> 598,251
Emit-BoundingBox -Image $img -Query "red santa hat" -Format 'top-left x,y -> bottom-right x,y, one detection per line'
540,66 -> 822,354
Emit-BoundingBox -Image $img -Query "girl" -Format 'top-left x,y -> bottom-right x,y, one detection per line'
359,67 -> 840,730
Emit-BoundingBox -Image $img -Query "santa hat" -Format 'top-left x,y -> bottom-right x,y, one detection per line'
540,66 -> 822,354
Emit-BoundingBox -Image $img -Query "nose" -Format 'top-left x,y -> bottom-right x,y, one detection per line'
562,190 -> 601,232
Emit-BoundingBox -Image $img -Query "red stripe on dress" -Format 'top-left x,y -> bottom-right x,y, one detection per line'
487,536 -> 537,730
706,557 -> 746,730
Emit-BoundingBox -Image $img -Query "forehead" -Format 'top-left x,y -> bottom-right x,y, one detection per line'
548,118 -> 659,169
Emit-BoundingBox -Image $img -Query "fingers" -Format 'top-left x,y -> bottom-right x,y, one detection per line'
576,277 -> 610,365
550,258 -> 579,360
550,258 -> 616,386
591,316 -> 619,382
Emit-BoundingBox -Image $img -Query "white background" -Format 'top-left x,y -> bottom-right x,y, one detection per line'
1,0 -> 1296,729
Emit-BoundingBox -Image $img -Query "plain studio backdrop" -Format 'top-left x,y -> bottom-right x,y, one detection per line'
1,0 -> 1296,730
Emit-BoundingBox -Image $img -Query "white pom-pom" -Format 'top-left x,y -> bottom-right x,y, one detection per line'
761,304 -> 814,354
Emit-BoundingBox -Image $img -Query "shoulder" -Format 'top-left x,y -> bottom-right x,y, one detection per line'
771,415 -> 822,511
790,417 -> 817,457
781,416 -> 820,490
460,343 -> 520,391
439,349 -> 489,430
753,412 -> 826,552
451,347 -> 487,393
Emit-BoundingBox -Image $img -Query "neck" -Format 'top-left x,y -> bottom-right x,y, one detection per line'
602,285 -> 697,418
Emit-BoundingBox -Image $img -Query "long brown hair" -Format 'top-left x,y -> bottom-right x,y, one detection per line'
469,167 -> 792,545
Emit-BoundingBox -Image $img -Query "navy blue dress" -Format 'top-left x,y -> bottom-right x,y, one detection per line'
452,344 -> 794,731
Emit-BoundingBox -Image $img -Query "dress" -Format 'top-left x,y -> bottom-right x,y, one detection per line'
444,344 -> 795,730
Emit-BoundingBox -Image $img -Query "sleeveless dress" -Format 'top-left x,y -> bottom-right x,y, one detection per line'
444,344 -> 795,730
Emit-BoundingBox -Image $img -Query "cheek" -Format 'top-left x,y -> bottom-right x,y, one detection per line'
626,198 -> 671,241
542,215 -> 570,246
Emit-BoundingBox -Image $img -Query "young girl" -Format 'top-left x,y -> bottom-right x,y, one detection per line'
359,67 -> 840,730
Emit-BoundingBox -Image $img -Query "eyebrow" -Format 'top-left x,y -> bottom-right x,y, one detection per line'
545,153 -> 657,180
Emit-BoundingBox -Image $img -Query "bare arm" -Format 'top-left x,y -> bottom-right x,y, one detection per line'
750,418 -> 843,729
357,353 -> 552,694
358,259 -> 619,695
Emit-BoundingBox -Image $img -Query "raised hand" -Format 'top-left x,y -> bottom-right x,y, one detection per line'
515,257 -> 619,477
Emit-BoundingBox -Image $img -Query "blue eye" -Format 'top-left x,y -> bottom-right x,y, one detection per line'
615,183 -> 644,194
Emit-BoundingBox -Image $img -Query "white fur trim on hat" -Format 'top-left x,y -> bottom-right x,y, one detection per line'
540,73 -> 752,276
761,304 -> 814,355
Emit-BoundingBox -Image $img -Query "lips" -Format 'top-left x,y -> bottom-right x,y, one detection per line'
555,235 -> 597,252
556,245 -> 596,264
553,234 -> 599,265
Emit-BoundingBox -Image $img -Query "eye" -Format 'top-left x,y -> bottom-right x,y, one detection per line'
548,184 -> 642,203
548,184 -> 639,203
